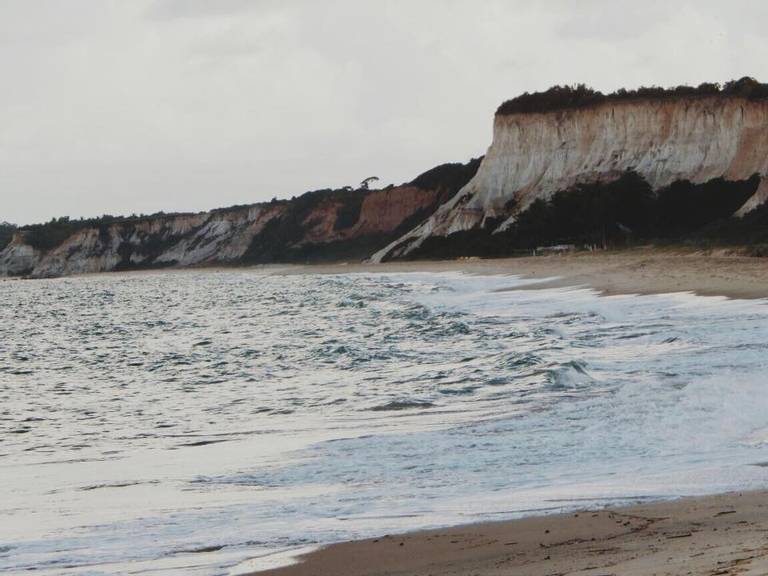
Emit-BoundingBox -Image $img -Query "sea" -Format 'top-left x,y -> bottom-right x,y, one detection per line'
2,269 -> 768,575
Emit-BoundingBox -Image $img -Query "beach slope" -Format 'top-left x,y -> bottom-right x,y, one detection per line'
291,248 -> 768,300
255,491 -> 768,576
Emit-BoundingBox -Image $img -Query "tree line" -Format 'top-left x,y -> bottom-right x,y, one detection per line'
497,77 -> 768,116
403,172 -> 764,260
0,221 -> 16,251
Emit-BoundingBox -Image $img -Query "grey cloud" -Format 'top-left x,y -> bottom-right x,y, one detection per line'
554,0 -> 670,41
146,0 -> 279,20
1,0 -> 767,224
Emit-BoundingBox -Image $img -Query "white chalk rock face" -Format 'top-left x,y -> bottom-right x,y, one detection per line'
151,206 -> 283,266
0,234 -> 40,276
0,206 -> 286,278
373,97 -> 768,261
30,228 -> 125,278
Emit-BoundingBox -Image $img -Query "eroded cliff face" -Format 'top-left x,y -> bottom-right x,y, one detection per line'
0,159 -> 479,277
374,96 -> 768,261
0,234 -> 40,276
23,207 -> 288,278
299,186 -> 442,244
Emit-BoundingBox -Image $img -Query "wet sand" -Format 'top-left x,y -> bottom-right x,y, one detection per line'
254,490 -> 768,576
283,247 -> 768,300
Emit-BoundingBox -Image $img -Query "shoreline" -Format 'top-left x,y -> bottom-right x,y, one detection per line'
252,490 -> 768,576
282,247 -> 768,301
7,248 -> 768,301
246,248 -> 768,575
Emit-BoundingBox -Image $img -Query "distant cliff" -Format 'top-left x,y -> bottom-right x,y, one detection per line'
0,160 -> 480,277
374,78 -> 768,261
8,79 -> 768,276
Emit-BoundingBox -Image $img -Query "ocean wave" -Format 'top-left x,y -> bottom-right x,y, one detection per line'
3,270 -> 768,575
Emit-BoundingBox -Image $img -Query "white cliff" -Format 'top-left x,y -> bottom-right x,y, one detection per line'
0,234 -> 40,276
373,96 -> 768,261
2,206 -> 285,278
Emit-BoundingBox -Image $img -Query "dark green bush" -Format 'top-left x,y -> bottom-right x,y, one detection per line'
0,221 -> 16,251
497,77 -> 768,116
405,171 -> 763,259
409,157 -> 483,194
19,213 -> 188,253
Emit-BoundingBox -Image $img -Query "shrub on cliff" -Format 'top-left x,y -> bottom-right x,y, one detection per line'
0,221 -> 16,251
22,217 -> 82,251
406,171 -> 763,259
695,199 -> 768,246
17,212 -> 197,253
496,77 -> 768,116
409,157 -> 483,195
510,171 -> 655,247
722,77 -> 768,99
654,175 -> 760,235
333,190 -> 366,231
508,172 -> 759,248
496,84 -> 604,115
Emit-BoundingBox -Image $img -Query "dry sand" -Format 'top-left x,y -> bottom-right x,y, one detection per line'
252,249 -> 768,575
281,247 -> 768,300
255,491 -> 768,576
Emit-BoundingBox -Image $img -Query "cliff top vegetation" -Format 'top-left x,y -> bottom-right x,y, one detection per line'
0,221 -> 16,251
496,77 -> 768,116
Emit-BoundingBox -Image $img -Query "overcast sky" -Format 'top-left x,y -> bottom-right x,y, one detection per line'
2,0 -> 767,224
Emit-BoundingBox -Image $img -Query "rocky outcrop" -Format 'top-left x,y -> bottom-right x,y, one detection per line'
0,159 -> 480,278
293,186 -> 438,245
238,160 -> 480,265
151,206 -> 284,266
23,207 -> 286,278
0,234 -> 40,276
373,93 -> 768,261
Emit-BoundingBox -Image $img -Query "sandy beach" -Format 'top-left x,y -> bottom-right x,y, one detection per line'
284,247 -> 768,300
254,490 -> 768,576
29,246 -> 768,301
